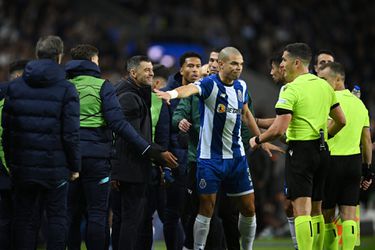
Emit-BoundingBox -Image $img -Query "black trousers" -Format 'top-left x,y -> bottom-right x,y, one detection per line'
136,182 -> 166,250
118,182 -> 147,250
13,182 -> 68,250
163,171 -> 187,250
0,190 -> 12,250
67,158 -> 111,250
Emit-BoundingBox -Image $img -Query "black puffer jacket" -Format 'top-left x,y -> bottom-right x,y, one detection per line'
2,59 -> 81,187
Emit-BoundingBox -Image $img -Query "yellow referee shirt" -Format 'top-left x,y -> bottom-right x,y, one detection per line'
328,89 -> 369,156
275,73 -> 338,142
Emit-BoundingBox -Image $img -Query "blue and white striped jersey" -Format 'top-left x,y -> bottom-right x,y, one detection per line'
194,74 -> 249,159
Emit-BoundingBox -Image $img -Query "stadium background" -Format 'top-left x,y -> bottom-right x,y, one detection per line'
1,0 -> 375,248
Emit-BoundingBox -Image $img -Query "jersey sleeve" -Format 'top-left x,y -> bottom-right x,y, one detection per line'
363,109 -> 370,127
243,83 -> 249,105
194,77 -> 213,99
330,88 -> 339,109
275,84 -> 297,114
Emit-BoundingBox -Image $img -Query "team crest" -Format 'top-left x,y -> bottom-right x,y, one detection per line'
217,103 -> 226,113
199,178 -> 207,189
237,89 -> 243,102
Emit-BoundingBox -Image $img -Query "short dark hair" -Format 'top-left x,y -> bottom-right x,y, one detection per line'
70,44 -> 99,60
126,55 -> 150,72
35,35 -> 64,61
284,43 -> 312,65
314,49 -> 335,65
179,52 -> 202,67
153,64 -> 170,80
269,52 -> 283,66
320,62 -> 345,80
9,59 -> 29,74
210,48 -> 222,54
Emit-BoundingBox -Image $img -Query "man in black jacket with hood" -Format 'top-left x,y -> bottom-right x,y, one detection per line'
110,55 -> 178,250
2,35 -> 80,250
65,45 -> 177,250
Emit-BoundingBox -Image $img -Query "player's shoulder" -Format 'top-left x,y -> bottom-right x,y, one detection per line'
279,82 -> 297,95
353,95 -> 368,113
235,78 -> 248,88
195,74 -> 216,85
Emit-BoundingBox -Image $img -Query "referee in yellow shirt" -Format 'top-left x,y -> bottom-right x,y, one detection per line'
250,43 -> 347,250
317,62 -> 373,250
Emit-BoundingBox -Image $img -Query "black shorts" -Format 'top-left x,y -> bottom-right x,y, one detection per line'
322,154 -> 362,209
285,140 -> 330,201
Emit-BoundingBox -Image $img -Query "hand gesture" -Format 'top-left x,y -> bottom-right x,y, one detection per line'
249,136 -> 261,150
179,119 -> 192,132
111,180 -> 121,191
70,172 -> 79,181
154,89 -> 172,105
161,151 -> 178,168
261,142 -> 285,157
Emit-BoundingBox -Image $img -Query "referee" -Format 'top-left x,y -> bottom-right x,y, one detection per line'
250,43 -> 346,250
318,62 -> 373,250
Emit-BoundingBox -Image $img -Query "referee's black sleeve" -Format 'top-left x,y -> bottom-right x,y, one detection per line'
330,103 -> 339,110
275,108 -> 293,115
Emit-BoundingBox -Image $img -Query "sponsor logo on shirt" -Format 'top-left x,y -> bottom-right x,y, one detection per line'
227,107 -> 242,114
216,104 -> 241,114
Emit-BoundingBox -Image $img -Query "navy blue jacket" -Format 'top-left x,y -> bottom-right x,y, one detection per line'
2,59 -> 81,187
0,86 -> 10,190
65,60 -> 150,158
154,73 -> 188,173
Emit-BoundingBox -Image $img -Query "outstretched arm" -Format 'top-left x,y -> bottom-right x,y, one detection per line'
154,84 -> 199,104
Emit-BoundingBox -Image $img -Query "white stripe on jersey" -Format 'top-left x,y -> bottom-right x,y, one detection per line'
237,80 -> 247,157
199,82 -> 219,159
222,86 -> 238,158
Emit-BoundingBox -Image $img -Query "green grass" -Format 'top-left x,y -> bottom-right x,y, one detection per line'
37,237 -> 375,249
153,237 -> 375,250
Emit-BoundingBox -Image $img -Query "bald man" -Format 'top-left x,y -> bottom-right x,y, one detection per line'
156,47 -> 281,250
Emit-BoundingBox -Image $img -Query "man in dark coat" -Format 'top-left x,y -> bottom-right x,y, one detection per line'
2,35 -> 80,250
111,55 -> 178,250
0,59 -> 29,249
65,45 -> 174,250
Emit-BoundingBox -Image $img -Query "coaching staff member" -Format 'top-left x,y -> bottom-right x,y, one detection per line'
250,43 -> 346,250
2,35 -> 81,250
318,62 -> 373,250
111,55 -> 178,250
